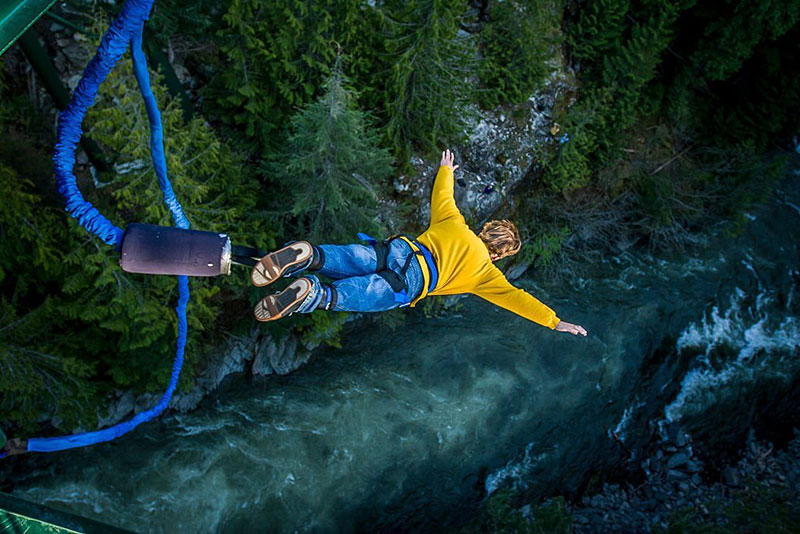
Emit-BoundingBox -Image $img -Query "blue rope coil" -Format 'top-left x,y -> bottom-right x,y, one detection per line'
3,0 -> 191,456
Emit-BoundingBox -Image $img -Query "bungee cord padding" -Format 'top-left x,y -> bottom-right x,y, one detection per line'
2,0 -> 192,456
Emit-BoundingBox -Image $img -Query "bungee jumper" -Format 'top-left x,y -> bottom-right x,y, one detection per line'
249,149 -> 588,337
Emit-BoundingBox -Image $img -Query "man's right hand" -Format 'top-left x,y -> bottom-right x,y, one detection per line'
440,149 -> 459,171
555,321 -> 588,336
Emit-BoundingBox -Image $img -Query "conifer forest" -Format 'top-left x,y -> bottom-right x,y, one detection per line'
1,0 -> 799,530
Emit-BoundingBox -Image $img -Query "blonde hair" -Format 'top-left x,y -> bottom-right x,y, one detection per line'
478,220 -> 521,260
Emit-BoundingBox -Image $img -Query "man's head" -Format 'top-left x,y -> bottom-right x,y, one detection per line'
478,220 -> 521,262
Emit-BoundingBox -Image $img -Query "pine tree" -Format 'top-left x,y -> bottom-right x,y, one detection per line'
271,57 -> 394,244
683,0 -> 800,82
214,0 -> 367,155
383,0 -> 474,163
0,161 -> 97,432
478,0 -> 562,108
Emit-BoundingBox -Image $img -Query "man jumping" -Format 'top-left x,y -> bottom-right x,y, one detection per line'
251,149 -> 587,336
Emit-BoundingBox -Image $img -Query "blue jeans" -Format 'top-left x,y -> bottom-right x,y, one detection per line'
293,239 -> 425,313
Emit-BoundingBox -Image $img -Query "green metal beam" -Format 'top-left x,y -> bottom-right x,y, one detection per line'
0,492 -> 136,533
143,28 -> 194,121
18,29 -> 110,172
0,0 -> 58,56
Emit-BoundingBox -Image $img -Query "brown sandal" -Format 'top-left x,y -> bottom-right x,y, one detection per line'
254,278 -> 313,322
250,241 -> 314,287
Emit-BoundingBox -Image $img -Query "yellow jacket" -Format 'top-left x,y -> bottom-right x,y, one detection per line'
415,166 -> 560,329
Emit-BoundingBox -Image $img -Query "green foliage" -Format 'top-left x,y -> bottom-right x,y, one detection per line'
653,481 -> 800,534
566,0 -> 800,165
147,0 -> 221,43
295,310 -> 349,349
0,162 -> 97,432
214,0 -> 369,155
684,26 -> 800,153
270,58 -> 394,244
516,227 -> 570,271
383,0 -> 474,162
534,0 -> 798,249
466,490 -> 573,533
419,294 -> 463,319
478,0 -> 562,108
681,0 -> 800,83
561,0 -> 687,174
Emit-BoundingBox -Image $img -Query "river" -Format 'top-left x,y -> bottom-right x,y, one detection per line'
9,168 -> 800,532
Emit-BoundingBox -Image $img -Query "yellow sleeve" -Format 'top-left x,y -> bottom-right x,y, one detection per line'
429,165 -> 462,225
474,268 -> 560,329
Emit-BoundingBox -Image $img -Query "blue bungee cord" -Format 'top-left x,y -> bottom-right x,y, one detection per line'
1,0 -> 190,457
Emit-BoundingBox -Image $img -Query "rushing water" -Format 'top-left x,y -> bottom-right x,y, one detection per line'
8,171 -> 800,532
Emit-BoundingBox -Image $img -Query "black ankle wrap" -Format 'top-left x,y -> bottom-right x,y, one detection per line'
308,245 -> 325,271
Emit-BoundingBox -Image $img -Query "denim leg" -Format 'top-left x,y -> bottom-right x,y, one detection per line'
329,240 -> 425,312
331,274 -> 401,312
294,239 -> 426,314
315,244 -> 378,279
294,273 -> 398,313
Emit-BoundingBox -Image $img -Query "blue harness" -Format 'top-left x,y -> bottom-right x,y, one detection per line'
357,233 -> 438,306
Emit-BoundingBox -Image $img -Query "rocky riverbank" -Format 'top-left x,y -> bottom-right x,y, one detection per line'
555,425 -> 800,533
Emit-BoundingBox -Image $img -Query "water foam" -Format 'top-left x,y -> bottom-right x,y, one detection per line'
609,399 -> 645,442
666,284 -> 799,422
484,441 -> 550,495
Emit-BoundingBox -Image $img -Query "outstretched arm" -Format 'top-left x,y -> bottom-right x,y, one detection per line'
475,269 -> 587,335
429,149 -> 463,225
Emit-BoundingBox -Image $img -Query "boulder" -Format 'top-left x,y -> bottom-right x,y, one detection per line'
722,466 -> 741,488
666,422 -> 687,447
252,335 -> 311,376
684,460 -> 702,473
667,452 -> 691,469
667,469 -> 689,480
400,58 -> 576,227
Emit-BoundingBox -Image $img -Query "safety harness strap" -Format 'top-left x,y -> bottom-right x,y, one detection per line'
358,233 -> 435,307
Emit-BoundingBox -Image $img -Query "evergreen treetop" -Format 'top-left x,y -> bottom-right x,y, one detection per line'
271,55 -> 394,244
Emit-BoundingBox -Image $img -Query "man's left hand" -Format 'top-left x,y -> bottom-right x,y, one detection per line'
440,149 -> 459,171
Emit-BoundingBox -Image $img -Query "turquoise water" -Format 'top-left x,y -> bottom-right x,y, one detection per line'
9,174 -> 800,532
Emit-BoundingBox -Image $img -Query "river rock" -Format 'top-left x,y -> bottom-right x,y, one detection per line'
210,338 -> 252,384
667,469 -> 689,480
684,460 -> 702,473
667,452 -> 691,469
722,467 -> 741,487
97,390 -> 135,428
252,335 -> 310,376
666,422 -> 686,446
